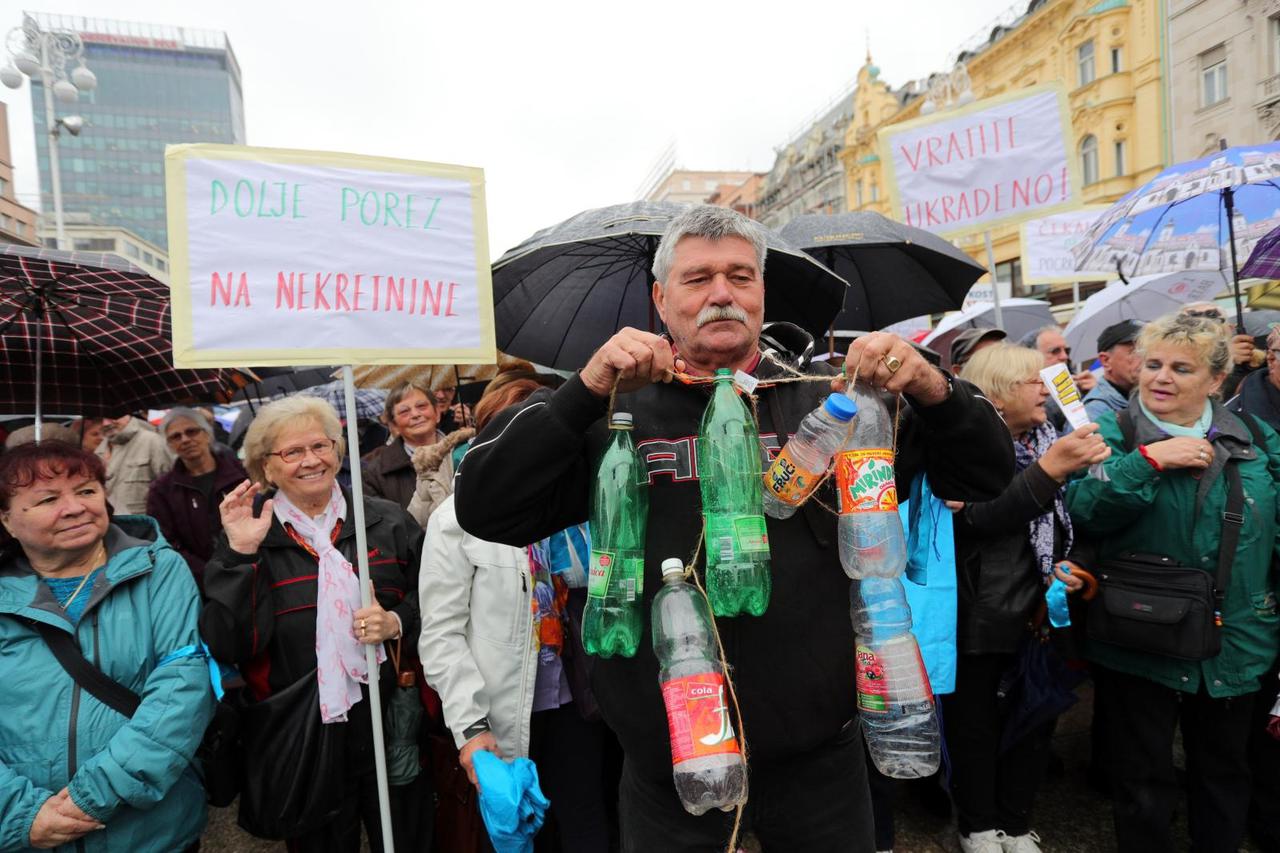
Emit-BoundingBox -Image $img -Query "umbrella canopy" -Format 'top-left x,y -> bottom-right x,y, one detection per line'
921,298 -> 1055,368
299,380 -> 387,421
1243,308 -> 1280,338
0,244 -> 247,417
1063,271 -> 1230,364
232,367 -> 337,404
491,201 -> 848,370
1240,222 -> 1280,280
1071,141 -> 1280,328
348,352 -> 534,391
779,211 -> 986,331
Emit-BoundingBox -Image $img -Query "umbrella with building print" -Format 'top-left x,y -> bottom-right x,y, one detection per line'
1071,140 -> 1280,332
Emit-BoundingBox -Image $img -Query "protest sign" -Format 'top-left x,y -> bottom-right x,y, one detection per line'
1020,206 -> 1108,284
879,85 -> 1080,238
165,144 -> 494,368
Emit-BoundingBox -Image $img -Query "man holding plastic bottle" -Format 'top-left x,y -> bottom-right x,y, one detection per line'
453,205 -> 1013,852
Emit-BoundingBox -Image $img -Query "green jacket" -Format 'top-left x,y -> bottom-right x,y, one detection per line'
0,516 -> 214,852
1067,403 -> 1280,698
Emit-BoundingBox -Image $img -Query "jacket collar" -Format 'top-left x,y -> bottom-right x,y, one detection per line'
108,417 -> 143,446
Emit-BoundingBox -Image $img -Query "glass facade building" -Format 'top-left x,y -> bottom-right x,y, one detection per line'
27,12 -> 244,249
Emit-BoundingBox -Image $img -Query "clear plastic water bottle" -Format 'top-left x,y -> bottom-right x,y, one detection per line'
698,369 -> 770,617
761,394 -> 859,520
653,557 -> 748,815
851,576 -> 940,779
584,412 -> 647,658
836,384 -> 907,578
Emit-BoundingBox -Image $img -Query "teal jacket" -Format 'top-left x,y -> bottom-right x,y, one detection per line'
0,516 -> 214,852
1067,404 -> 1280,698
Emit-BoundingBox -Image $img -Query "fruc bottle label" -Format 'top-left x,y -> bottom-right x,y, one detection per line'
836,449 -> 898,514
661,672 -> 740,764
587,550 -> 614,599
763,445 -> 821,506
855,644 -> 890,714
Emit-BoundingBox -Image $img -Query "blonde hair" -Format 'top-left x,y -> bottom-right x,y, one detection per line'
1136,313 -> 1231,376
960,343 -> 1045,406
242,395 -> 346,485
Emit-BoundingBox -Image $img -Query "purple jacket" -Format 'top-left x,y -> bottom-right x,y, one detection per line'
145,447 -> 248,589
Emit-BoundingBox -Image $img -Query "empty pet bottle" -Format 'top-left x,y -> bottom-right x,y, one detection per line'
653,557 -> 748,815
584,412 -> 647,657
761,393 -> 859,520
698,369 -> 771,617
851,576 -> 940,779
836,384 -> 907,579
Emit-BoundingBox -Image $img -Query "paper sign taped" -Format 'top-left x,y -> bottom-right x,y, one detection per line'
1040,363 -> 1091,430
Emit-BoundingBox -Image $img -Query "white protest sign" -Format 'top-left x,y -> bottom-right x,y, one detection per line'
165,144 -> 494,367
879,85 -> 1080,238
1040,363 -> 1091,431
1020,206 -> 1109,284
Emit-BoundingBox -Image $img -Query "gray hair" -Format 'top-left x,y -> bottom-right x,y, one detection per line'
1019,325 -> 1061,349
651,205 -> 768,285
160,407 -> 213,440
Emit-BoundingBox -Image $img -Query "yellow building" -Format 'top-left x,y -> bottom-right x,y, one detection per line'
842,0 -> 1169,303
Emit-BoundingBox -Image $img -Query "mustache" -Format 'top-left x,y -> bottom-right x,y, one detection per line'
696,305 -> 749,327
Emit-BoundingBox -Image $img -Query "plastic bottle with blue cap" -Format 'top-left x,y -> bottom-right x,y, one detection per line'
761,393 -> 859,520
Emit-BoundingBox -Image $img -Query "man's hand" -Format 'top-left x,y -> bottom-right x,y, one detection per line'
840,333 -> 949,405
1074,370 -> 1097,393
1230,334 -> 1255,367
459,731 -> 501,789
580,328 -> 680,398
1040,424 -> 1111,482
449,402 -> 472,426
29,791 -> 102,849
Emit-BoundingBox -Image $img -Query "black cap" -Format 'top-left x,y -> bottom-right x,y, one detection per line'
950,327 -> 1007,367
1096,319 -> 1143,353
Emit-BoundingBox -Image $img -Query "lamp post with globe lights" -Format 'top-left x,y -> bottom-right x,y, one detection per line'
2,19 -> 97,250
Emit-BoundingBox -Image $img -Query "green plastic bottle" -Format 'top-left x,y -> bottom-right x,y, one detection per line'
584,412 -> 648,657
698,369 -> 771,617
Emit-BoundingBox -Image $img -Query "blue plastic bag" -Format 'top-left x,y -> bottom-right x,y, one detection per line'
473,750 -> 550,853
898,474 -> 957,695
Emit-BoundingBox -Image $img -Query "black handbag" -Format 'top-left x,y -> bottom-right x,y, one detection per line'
1087,410 -> 1249,661
236,668 -> 347,839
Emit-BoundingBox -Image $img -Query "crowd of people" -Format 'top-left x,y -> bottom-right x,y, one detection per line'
0,204 -> 1277,853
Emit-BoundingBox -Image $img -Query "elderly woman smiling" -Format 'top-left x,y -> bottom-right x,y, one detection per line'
0,441 -> 213,851
200,395 -> 429,852
1068,313 -> 1280,853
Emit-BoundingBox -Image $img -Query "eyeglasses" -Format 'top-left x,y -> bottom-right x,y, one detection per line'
1183,309 -> 1225,321
166,427 -> 206,443
267,439 -> 337,464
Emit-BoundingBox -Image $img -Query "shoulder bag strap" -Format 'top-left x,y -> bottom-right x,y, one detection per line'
1116,407 -> 1136,452
1212,460 -> 1245,626
30,619 -> 141,718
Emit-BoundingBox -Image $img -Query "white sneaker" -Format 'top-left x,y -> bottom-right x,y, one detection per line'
996,830 -> 1042,853
959,830 -> 1004,853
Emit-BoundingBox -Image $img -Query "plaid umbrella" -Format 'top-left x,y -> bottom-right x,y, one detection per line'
1241,223 -> 1280,280
298,380 -> 388,421
0,244 -> 248,419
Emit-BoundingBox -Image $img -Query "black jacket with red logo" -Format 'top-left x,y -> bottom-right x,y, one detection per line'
453,359 -> 1012,783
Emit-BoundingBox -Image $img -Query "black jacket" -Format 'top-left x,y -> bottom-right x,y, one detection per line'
145,447 -> 248,588
200,488 -> 423,699
952,460 -> 1066,656
453,361 -> 1013,783
361,438 -> 417,512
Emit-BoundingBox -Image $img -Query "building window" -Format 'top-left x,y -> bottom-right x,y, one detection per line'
871,179 -> 879,202
855,180 -> 864,207
1081,135 -> 1099,185
1114,140 -> 1127,177
1077,41 -> 1096,87
0,176 -> 7,197
124,243 -> 140,259
1272,17 -> 1280,73
1110,47 -> 1122,74
996,259 -> 1024,297
1201,45 -> 1228,107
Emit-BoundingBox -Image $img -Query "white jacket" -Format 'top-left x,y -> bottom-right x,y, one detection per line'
418,494 -> 538,755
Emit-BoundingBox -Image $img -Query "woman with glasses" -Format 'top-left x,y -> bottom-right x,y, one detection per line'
945,344 -> 1111,853
145,407 -> 247,591
201,395 -> 429,852
362,382 -> 448,513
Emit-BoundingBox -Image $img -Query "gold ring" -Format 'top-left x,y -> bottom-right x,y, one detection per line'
882,354 -> 902,374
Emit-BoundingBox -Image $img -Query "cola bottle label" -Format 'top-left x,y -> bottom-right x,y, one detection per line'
836,449 -> 898,514
763,446 -> 820,505
661,673 -> 740,763
588,550 -> 614,599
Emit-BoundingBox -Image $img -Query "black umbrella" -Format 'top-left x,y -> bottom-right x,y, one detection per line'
779,212 -> 987,331
491,201 -> 849,370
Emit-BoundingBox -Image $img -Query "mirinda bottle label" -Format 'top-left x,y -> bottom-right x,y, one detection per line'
661,672 -> 740,764
836,449 -> 898,514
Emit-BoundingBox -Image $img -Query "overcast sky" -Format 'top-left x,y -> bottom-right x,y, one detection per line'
3,0 -> 1018,258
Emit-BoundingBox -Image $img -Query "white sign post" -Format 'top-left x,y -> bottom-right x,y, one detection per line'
166,144 -> 494,853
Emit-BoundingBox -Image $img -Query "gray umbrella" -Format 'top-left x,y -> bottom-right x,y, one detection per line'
491,201 -> 849,370
779,212 -> 986,331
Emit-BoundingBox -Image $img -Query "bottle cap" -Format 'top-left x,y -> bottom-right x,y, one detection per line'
610,412 -> 633,429
823,394 -> 858,421
714,367 -> 733,378
660,558 -> 685,578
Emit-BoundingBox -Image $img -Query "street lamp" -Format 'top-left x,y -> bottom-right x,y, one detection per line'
2,18 -> 97,250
